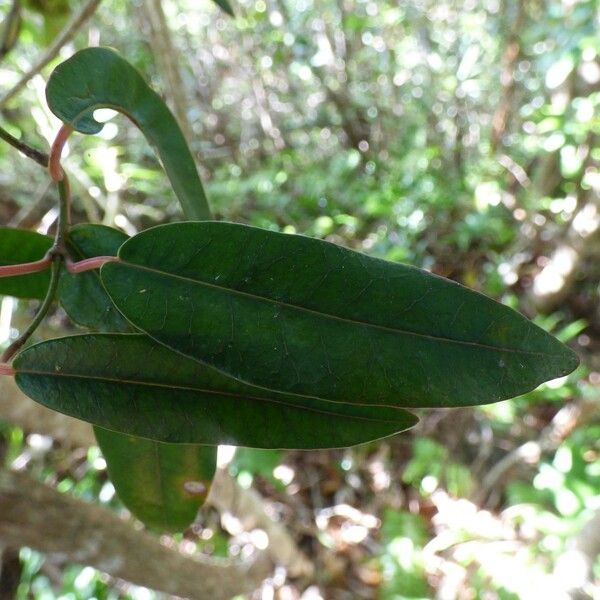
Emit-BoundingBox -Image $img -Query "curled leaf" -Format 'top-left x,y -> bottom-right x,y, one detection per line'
46,47 -> 210,220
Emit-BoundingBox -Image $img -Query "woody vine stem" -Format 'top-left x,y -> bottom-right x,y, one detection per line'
0,124 -> 73,363
0,125 -> 118,368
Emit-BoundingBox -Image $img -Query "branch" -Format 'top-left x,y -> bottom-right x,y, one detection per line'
209,468 -> 314,578
554,509 -> 600,599
2,126 -> 76,362
0,124 -> 49,167
0,547 -> 21,600
140,0 -> 194,144
1,258 -> 61,362
0,0 -> 21,61
0,469 -> 271,600
0,376 -> 95,447
529,134 -> 599,313
0,377 -> 313,580
0,382 -> 273,597
0,0 -> 104,109
473,396 -> 599,505
490,1 -> 525,150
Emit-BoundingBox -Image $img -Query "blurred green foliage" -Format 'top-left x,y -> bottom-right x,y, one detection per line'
380,509 -> 430,599
0,0 -> 598,596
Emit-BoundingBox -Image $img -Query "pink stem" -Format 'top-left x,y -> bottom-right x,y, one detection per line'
48,124 -> 74,182
0,256 -> 52,278
66,256 -> 119,274
0,363 -> 15,376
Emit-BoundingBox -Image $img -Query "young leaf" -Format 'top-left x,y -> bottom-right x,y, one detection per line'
45,47 -> 211,220
101,221 -> 579,408
59,224 -> 130,331
13,334 -> 417,448
0,228 -> 52,299
94,426 -> 216,532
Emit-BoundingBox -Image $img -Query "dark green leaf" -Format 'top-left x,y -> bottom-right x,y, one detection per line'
0,228 -> 51,299
59,224 -> 130,331
13,334 -> 417,448
101,221 -> 579,408
94,426 -> 216,532
46,47 -> 211,220
212,0 -> 234,16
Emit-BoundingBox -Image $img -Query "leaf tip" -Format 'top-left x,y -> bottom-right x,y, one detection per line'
215,0 -> 235,16
557,343 -> 580,377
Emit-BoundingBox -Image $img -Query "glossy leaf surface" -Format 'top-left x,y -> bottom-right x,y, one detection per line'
0,228 -> 51,299
94,426 -> 216,532
46,47 -> 210,220
101,221 -> 579,408
14,334 -> 417,448
59,224 -> 130,331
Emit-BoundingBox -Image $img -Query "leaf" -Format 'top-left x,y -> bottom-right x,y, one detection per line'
59,224 -> 130,331
94,426 -> 216,532
13,334 -> 417,448
0,228 -> 52,299
100,221 -> 579,408
0,224 -> 129,324
211,0 -> 235,16
45,47 -> 211,220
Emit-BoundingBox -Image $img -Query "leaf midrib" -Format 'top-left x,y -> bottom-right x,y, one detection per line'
15,368 -> 413,425
111,260 -> 561,359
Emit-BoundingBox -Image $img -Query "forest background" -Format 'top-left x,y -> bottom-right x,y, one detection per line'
0,0 -> 598,598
